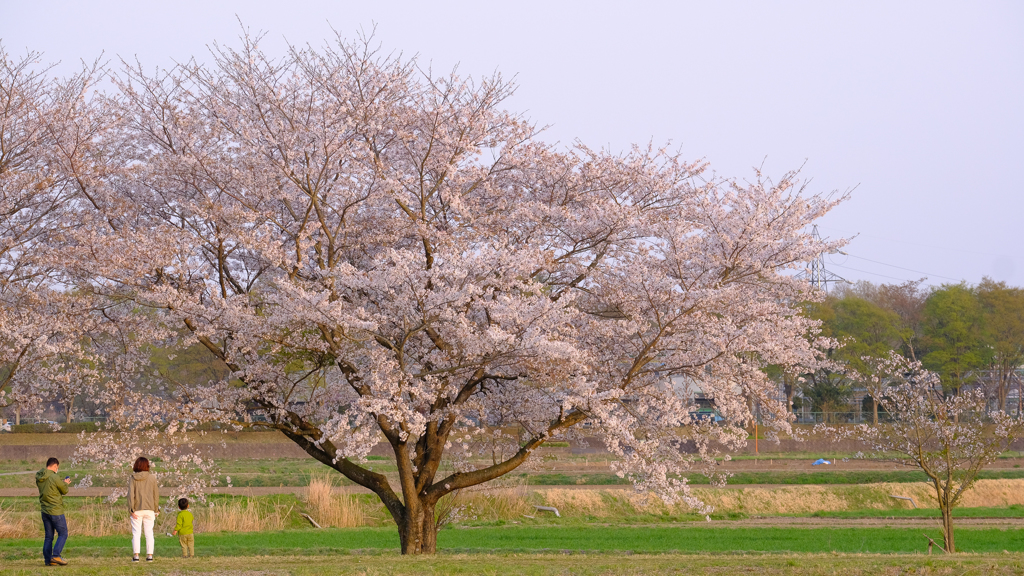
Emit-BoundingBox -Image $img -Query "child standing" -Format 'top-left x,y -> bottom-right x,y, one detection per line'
172,498 -> 194,558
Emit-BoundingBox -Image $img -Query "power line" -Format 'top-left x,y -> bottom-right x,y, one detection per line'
828,263 -> 918,283
839,254 -> 963,283
816,225 -> 1006,258
806,227 -> 972,286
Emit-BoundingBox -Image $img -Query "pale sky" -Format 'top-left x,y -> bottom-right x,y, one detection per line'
3,0 -> 1022,288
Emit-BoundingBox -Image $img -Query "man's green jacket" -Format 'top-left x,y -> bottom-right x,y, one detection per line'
36,468 -> 69,515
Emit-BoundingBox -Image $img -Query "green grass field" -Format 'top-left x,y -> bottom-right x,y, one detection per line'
3,553 -> 1024,576
4,434 -> 1024,573
2,525 -> 1023,559
809,505 -> 1024,519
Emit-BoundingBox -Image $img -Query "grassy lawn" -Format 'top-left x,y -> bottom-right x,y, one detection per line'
3,525 -> 1024,559
1,553 -> 1023,575
3,553 -> 1024,576
809,505 -> 1024,519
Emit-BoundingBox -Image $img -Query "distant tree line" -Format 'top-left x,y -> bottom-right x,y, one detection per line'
780,278 -> 1024,423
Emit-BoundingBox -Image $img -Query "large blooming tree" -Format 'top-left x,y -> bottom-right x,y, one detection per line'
0,45 -> 115,423
67,33 -> 844,553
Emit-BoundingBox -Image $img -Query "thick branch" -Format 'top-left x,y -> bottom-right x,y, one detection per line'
424,409 -> 589,502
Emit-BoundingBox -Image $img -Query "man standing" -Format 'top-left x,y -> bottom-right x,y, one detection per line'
36,457 -> 71,566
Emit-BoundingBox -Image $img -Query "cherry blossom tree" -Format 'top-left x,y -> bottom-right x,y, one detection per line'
68,31 -> 846,554
834,353 -> 1024,553
0,45 -> 113,425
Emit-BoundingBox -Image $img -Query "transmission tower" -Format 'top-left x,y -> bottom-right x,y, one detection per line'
798,225 -> 847,293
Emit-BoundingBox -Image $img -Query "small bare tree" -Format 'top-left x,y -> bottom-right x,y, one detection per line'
828,353 -> 1024,553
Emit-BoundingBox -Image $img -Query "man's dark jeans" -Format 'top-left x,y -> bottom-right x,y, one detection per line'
41,513 -> 68,563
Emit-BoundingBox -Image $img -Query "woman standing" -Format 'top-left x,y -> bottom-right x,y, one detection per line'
128,457 -> 160,562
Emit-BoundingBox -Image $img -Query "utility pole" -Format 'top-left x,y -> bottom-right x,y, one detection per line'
798,225 -> 847,293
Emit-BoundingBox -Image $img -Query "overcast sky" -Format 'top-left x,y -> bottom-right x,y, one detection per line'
3,1 -> 1022,288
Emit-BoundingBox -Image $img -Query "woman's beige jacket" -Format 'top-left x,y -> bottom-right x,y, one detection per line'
128,471 -> 160,513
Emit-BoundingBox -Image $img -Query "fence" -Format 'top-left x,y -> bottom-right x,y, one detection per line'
792,411 -> 889,424
791,409 -> 1024,425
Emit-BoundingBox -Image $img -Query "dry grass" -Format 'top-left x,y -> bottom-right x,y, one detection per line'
873,479 -> 1024,509
1,476 -> 371,539
69,501 -> 125,536
304,474 -> 367,528
0,495 -> 299,538
533,479 -> 1024,517
0,498 -> 126,539
688,485 -> 863,515
4,479 -> 1023,540
454,477 -> 533,521
538,488 -> 614,516
197,493 -> 296,533
0,503 -> 32,538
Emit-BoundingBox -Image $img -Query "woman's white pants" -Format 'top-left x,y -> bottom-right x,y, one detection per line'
130,510 -> 156,555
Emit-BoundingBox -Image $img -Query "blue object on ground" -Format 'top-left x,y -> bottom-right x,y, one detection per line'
812,459 -> 831,465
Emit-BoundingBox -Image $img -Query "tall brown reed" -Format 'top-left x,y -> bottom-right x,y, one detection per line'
0,504 -> 32,538
195,495 -> 294,533
454,476 -> 532,522
69,499 -> 126,536
305,474 -> 366,528
0,498 -> 127,538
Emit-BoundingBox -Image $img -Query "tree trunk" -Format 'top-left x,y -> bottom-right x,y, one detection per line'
65,396 -> 74,424
396,498 -> 438,554
872,397 -> 879,426
934,481 -> 956,553
1019,374 -> 1023,418
273,402 -> 582,556
997,368 -> 1009,413
940,503 -> 955,553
